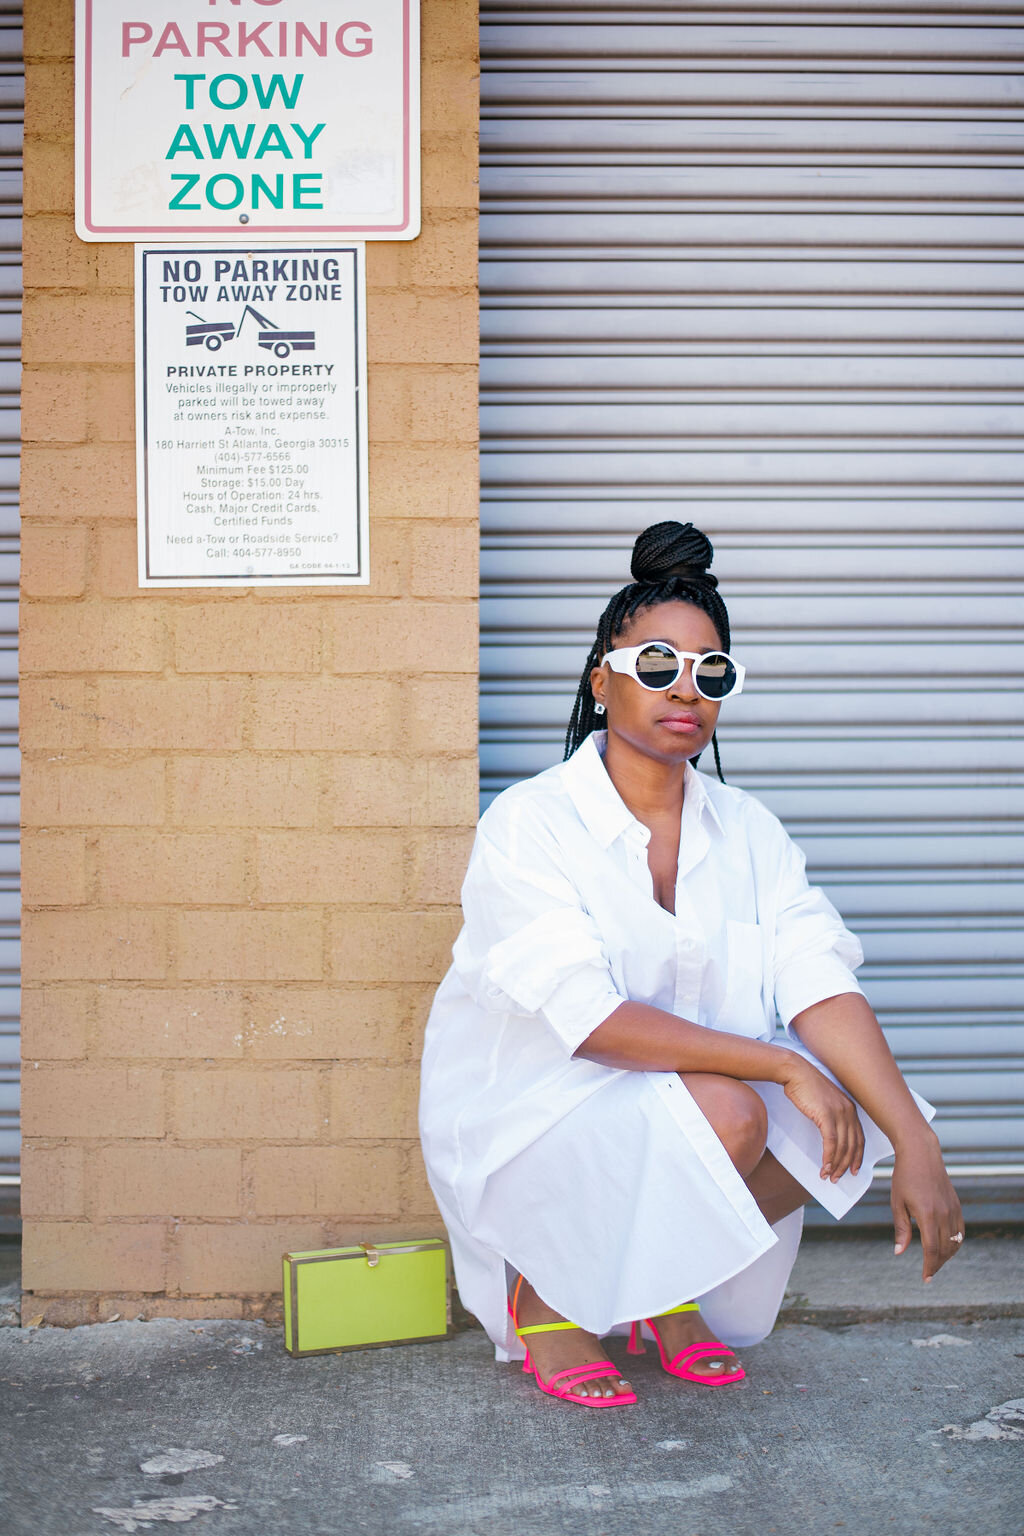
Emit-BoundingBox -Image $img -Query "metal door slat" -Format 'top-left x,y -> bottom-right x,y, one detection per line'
482,70 -> 1024,109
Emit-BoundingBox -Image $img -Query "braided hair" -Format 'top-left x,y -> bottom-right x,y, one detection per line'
564,521 -> 732,783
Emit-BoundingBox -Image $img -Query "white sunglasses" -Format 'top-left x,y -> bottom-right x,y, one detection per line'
602,642 -> 746,701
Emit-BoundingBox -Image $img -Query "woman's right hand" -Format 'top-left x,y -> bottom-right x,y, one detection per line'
779,1057 -> 865,1181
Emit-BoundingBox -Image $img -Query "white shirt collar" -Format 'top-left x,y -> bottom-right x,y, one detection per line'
561,731 -> 725,849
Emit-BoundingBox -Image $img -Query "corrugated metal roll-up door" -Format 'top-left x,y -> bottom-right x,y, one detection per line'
479,3 -> 1024,1221
0,2 -> 20,1205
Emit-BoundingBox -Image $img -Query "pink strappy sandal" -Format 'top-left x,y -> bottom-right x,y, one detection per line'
510,1278 -> 637,1409
628,1301 -> 745,1386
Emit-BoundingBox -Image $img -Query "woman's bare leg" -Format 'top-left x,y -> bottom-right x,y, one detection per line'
508,1074 -> 765,1394
680,1073 -> 769,1179
510,1277 -> 634,1400
647,1093 -> 809,1373
746,1148 -> 811,1226
680,1074 -> 809,1226
511,1079 -> 807,1392
643,1073 -> 769,1377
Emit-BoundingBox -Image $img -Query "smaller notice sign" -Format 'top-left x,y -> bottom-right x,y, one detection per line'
136,244 -> 369,586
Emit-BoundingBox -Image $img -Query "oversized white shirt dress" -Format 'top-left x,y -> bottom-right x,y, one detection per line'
419,733 -> 933,1361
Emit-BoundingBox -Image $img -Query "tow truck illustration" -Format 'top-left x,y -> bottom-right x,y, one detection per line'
184,304 -> 316,359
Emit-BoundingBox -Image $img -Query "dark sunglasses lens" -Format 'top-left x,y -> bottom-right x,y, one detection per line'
635,644 -> 681,689
694,653 -> 737,699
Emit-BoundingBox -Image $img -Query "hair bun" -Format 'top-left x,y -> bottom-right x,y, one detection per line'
630,521 -> 715,585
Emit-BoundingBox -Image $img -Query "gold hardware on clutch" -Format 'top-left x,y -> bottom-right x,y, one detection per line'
360,1243 -> 380,1268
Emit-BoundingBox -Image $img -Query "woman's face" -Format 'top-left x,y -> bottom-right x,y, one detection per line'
590,601 -> 725,767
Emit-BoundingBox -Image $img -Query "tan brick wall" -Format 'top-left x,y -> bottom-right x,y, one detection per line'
19,0 -> 479,1322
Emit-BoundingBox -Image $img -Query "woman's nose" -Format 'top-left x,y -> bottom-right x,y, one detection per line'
667,662 -> 698,700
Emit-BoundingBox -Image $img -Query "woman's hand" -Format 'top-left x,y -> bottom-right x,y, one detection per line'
890,1131 -> 965,1282
779,1057 -> 865,1181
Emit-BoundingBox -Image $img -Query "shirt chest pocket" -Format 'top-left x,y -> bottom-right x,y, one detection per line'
718,919 -> 770,1036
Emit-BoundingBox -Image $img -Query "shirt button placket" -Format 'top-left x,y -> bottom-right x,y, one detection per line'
674,933 -> 700,1022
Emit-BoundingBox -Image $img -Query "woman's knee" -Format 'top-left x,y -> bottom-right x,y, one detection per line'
680,1073 -> 768,1176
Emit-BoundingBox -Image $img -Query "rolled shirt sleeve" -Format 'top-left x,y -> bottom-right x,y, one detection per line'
451,817 -> 624,1055
764,811 -> 866,1029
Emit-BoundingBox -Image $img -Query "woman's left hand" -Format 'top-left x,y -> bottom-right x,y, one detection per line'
890,1131 -> 965,1282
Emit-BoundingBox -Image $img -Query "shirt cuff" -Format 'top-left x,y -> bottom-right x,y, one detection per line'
541,968 -> 624,1056
475,906 -> 616,1018
776,957 -> 865,1033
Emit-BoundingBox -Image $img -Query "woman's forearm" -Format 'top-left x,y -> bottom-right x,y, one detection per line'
789,992 -> 936,1152
577,993 -> 937,1158
792,992 -> 963,1275
575,999 -> 797,1084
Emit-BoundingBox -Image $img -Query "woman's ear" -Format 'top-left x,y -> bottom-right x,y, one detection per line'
589,664 -> 606,713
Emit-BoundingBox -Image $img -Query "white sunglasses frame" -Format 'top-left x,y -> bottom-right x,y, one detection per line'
601,642 -> 746,700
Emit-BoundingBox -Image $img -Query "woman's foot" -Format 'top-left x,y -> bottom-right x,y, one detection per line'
513,1278 -> 634,1401
646,1305 -> 743,1381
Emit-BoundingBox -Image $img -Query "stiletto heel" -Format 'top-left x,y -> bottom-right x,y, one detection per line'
509,1277 -> 637,1409
636,1301 -> 745,1387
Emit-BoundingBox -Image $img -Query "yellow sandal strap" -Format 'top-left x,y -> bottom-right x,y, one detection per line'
658,1302 -> 701,1317
515,1320 -> 582,1337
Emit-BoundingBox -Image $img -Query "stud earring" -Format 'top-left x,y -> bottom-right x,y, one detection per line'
594,701 -> 606,716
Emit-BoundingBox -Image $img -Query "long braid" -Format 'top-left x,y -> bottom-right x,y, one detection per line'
711,730 -> 725,784
564,522 -> 733,784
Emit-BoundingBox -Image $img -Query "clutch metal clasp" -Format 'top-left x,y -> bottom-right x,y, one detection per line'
360,1243 -> 380,1268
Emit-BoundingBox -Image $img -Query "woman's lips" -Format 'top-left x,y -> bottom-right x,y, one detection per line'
658,712 -> 702,733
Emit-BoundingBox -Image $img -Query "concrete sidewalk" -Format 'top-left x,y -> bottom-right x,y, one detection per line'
780,1230 -> 1024,1326
2,1235 -> 1022,1536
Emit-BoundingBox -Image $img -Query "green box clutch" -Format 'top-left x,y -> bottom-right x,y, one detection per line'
282,1240 -> 450,1357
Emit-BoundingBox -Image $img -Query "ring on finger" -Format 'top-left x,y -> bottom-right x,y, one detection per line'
950,1232 -> 964,1245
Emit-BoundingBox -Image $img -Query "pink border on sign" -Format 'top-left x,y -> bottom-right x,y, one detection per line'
82,0 -> 415,236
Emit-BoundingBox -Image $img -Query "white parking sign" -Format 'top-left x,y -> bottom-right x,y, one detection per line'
77,0 -> 419,240
136,244 -> 370,586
